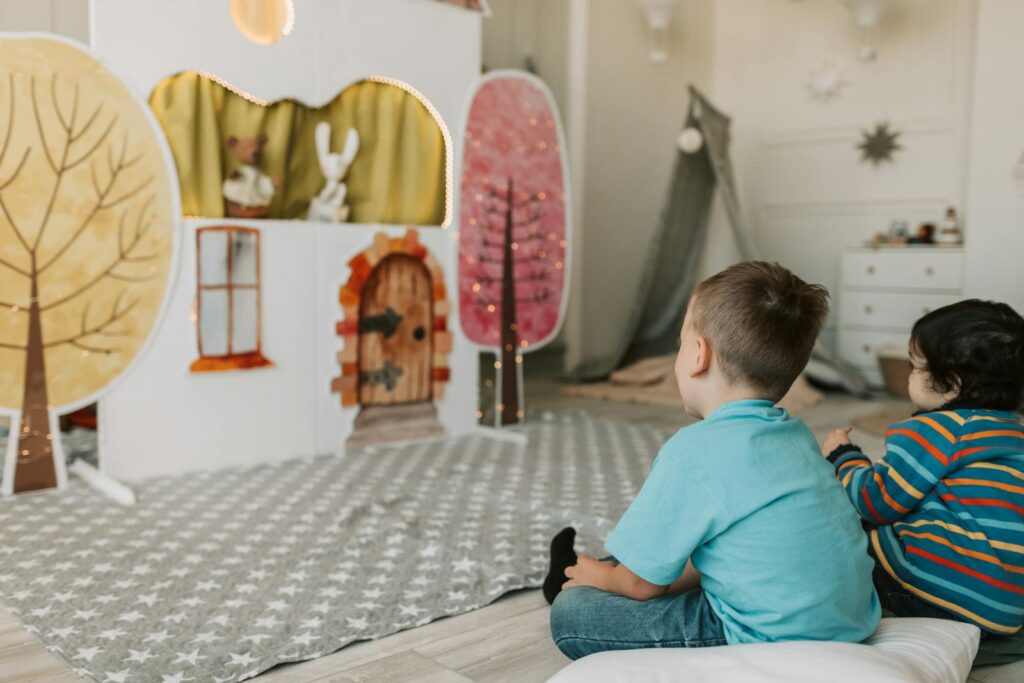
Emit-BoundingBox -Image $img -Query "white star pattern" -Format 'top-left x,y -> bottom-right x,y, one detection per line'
291,632 -> 319,646
97,628 -> 127,641
452,558 -> 477,573
418,543 -> 441,558
144,630 -> 172,647
136,593 -> 160,607
161,673 -> 192,683
174,649 -> 205,666
227,652 -> 258,667
0,414 -> 655,683
117,611 -> 145,623
254,616 -> 281,629
75,646 -> 104,661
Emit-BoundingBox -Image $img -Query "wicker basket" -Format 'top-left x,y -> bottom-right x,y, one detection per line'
877,346 -> 912,398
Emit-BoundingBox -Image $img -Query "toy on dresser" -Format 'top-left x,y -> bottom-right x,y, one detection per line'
308,122 -> 360,223
936,206 -> 962,245
223,134 -> 280,218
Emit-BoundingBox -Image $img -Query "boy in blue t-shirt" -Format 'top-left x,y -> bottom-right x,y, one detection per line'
546,261 -> 881,659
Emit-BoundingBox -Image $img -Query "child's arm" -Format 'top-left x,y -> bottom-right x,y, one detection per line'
563,556 -> 669,601
667,559 -> 702,594
824,415 -> 953,524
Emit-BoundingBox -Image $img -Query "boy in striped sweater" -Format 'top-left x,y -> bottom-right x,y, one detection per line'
823,300 -> 1024,666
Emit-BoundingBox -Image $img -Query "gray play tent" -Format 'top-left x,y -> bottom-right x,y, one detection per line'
573,86 -> 867,394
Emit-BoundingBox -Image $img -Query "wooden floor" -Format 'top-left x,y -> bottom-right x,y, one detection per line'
6,377 -> 1022,682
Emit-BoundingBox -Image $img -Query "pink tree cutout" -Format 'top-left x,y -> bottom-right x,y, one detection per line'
458,73 -> 569,425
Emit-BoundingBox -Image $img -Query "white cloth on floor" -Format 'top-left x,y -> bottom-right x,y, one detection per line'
547,617 -> 980,683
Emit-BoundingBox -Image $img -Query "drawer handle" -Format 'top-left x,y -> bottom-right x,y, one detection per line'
864,305 -> 873,314
866,266 -> 876,275
925,267 -> 935,276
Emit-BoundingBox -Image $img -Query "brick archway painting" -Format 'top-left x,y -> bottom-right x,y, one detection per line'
331,229 -> 452,448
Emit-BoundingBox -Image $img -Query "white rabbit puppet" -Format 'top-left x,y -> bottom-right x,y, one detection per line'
308,122 -> 360,223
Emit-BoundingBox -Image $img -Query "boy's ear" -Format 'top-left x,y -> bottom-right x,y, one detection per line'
690,334 -> 712,378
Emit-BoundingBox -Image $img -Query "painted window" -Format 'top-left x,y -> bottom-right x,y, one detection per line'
190,227 -> 273,372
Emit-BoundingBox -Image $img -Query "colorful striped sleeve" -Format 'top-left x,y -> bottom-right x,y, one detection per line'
830,415 -> 957,524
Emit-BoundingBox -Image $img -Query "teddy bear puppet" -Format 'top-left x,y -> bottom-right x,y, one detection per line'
223,134 -> 281,218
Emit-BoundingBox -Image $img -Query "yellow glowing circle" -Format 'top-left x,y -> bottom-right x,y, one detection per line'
229,0 -> 295,46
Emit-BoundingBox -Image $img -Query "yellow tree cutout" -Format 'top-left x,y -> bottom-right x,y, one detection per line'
0,38 -> 176,493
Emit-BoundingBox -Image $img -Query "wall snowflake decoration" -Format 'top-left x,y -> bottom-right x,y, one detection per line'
857,122 -> 901,167
806,60 -> 850,101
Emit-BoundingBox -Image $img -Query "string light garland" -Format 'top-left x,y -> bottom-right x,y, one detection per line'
281,0 -> 296,37
188,71 -> 272,106
367,75 -> 455,228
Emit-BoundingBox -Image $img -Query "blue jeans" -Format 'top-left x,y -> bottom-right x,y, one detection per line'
550,586 -> 728,660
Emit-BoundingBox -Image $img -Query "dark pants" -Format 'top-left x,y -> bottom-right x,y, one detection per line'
873,562 -> 1024,667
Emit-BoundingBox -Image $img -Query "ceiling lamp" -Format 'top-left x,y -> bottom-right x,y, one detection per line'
636,0 -> 679,64
840,0 -> 897,61
229,0 -> 295,46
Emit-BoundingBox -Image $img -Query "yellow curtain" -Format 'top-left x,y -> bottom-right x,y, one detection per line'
148,72 -> 448,225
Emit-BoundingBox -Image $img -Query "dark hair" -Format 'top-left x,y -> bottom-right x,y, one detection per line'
910,299 -> 1024,411
690,261 -> 830,401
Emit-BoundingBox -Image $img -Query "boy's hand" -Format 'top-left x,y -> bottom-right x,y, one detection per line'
821,427 -> 853,456
563,555 -> 612,590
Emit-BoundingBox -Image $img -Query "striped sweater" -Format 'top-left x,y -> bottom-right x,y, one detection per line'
830,408 -> 1024,634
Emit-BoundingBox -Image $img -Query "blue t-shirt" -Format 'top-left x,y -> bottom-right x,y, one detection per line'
606,399 -> 881,645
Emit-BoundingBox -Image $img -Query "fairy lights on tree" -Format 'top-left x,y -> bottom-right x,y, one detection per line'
458,73 -> 569,426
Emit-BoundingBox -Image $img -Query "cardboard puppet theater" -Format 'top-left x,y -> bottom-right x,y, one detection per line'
0,2 -> 571,500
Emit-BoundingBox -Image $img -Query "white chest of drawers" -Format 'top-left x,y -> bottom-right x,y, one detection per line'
838,246 -> 965,387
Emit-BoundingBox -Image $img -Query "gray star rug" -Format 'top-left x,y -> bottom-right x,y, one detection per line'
0,412 -> 665,682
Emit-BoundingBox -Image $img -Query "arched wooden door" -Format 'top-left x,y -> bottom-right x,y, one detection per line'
357,254 -> 434,405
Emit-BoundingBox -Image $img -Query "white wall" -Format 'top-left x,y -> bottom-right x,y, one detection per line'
91,0 -> 479,126
963,0 -> 1024,312
579,0 -> 713,366
706,0 -> 977,348
0,0 -> 89,42
482,0 -> 568,114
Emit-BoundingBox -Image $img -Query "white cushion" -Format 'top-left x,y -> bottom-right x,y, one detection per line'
547,618 -> 980,683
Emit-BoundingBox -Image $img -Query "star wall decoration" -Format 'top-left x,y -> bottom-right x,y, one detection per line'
857,122 -> 902,167
806,60 -> 850,101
